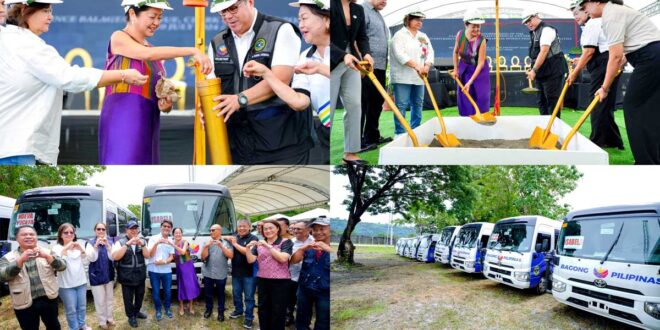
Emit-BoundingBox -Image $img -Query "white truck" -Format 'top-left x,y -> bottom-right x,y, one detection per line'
552,203 -> 660,329
434,225 -> 461,264
450,222 -> 494,273
483,216 -> 562,294
416,234 -> 440,263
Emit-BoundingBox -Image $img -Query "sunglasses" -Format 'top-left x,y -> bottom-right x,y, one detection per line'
96,228 -> 106,231
62,231 -> 75,235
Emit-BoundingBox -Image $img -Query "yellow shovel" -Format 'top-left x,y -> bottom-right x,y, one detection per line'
419,73 -> 461,147
448,70 -> 497,125
356,61 -> 423,147
528,80 -> 570,149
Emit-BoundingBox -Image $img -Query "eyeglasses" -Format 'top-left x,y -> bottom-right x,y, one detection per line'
96,228 -> 106,231
161,225 -> 172,229
220,0 -> 245,17
62,231 -> 74,235
290,228 -> 301,231
210,228 -> 219,232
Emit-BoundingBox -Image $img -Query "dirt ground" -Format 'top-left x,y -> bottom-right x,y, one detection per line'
429,138 -> 560,149
331,249 -> 637,330
0,283 -> 287,330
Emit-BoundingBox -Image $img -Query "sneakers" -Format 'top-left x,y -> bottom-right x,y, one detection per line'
128,317 -> 138,328
165,309 -> 174,319
229,311 -> 243,319
217,313 -> 225,322
136,311 -> 148,319
243,319 -> 253,329
155,311 -> 163,321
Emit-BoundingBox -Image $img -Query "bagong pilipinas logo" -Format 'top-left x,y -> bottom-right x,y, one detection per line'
254,38 -> 266,52
594,267 -> 609,279
189,243 -> 200,254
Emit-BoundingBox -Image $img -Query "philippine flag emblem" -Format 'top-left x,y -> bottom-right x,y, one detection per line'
218,46 -> 228,56
593,267 -> 609,279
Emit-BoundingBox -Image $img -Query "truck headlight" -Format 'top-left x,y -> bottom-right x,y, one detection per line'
484,264 -> 489,272
514,271 -> 530,282
552,279 -> 566,293
465,261 -> 475,268
644,302 -> 660,320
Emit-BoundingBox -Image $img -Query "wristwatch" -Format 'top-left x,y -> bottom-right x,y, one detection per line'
238,93 -> 248,109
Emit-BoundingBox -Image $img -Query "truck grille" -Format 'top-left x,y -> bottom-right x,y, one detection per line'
609,308 -> 642,324
488,266 -> 511,276
572,287 -> 635,308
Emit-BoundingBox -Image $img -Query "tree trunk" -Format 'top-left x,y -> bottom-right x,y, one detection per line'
337,214 -> 359,264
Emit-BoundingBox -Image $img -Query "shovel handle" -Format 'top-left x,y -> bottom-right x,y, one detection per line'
358,61 -> 420,147
561,96 -> 600,150
528,78 -> 534,89
542,81 -> 570,141
419,73 -> 449,135
448,70 -> 486,119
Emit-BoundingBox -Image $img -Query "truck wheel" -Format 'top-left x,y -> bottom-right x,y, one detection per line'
536,277 -> 548,295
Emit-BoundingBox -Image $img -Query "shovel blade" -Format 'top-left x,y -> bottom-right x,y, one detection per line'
469,113 -> 497,126
435,133 -> 461,148
522,88 -> 540,94
529,126 -> 545,148
540,133 -> 560,150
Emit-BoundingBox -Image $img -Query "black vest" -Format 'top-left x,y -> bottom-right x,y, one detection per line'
116,236 -> 146,286
211,13 -> 313,164
529,22 -> 567,80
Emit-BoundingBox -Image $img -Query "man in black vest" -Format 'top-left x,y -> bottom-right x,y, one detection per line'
207,0 -> 313,164
523,11 -> 568,117
111,221 -> 149,328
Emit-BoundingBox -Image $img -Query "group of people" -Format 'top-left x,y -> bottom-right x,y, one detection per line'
0,0 -> 330,165
0,216 -> 331,330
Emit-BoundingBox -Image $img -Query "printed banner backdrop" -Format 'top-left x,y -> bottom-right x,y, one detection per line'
43,0 -> 301,110
390,18 -> 580,64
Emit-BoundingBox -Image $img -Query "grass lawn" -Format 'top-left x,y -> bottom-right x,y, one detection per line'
330,107 -> 633,165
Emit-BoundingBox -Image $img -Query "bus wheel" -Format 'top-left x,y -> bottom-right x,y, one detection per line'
536,277 -> 548,295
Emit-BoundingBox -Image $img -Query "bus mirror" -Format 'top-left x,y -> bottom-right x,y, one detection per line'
535,243 -> 542,253
108,224 -> 117,237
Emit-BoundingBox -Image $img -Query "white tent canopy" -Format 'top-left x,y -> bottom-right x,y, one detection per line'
367,0 -> 659,27
262,213 -> 291,221
221,166 -> 330,217
290,208 -> 330,221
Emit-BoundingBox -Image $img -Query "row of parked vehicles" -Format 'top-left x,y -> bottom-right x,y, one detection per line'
395,203 -> 660,330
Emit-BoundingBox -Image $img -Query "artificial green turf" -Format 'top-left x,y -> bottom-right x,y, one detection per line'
330,107 -> 633,165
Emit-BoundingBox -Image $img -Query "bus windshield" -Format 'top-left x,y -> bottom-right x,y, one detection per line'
558,217 -> 660,265
143,194 -> 235,236
455,225 -> 481,249
10,198 -> 103,240
439,227 -> 455,246
488,223 -> 534,252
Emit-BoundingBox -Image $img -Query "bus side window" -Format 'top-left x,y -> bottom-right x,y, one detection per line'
118,209 -> 127,235
480,235 -> 489,249
106,210 -> 117,236
536,233 -> 551,253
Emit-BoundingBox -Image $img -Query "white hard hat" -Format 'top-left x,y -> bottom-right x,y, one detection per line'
5,0 -> 63,4
122,0 -> 173,12
463,8 -> 485,25
209,0 -> 239,13
406,8 -> 426,19
288,0 -> 329,10
522,9 -> 539,24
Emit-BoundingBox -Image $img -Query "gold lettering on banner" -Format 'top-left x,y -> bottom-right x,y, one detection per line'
64,48 -> 93,110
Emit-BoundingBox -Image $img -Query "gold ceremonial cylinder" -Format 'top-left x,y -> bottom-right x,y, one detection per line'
196,78 -> 232,164
183,0 -> 208,7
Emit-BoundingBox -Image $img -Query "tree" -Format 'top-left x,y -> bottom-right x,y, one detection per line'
127,204 -> 142,221
0,166 -> 105,198
333,165 -> 474,264
471,166 -> 582,222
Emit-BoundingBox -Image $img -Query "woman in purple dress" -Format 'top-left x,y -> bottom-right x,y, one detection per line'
172,227 -> 201,315
99,0 -> 211,164
451,9 -> 492,117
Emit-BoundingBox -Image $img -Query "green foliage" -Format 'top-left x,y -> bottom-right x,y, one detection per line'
0,166 -> 105,198
127,204 -> 142,221
249,206 -> 329,222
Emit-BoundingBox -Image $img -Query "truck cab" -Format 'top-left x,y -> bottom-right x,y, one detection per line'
434,225 -> 461,264
483,216 -> 562,294
450,222 -> 494,273
552,203 -> 660,329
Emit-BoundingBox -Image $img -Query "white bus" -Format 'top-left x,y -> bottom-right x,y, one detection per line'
450,222 -> 494,274
416,234 -> 440,263
552,203 -> 660,329
483,216 -> 562,294
142,183 -> 236,288
0,195 -> 15,241
9,186 -> 135,249
434,225 -> 461,264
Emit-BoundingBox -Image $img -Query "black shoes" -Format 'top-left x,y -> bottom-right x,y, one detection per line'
217,313 -> 225,322
128,317 -> 138,328
136,311 -> 148,319
285,315 -> 295,326
243,319 -> 253,329
342,158 -> 368,166
378,136 -> 393,145
229,311 -> 243,319
358,143 -> 378,153
204,310 -> 212,318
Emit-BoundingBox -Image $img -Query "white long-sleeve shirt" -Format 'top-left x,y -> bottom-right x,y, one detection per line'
52,242 -> 91,289
0,25 -> 103,164
389,27 -> 434,85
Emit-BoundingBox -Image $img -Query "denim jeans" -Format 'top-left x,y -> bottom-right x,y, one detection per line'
203,277 -> 227,314
232,275 -> 256,321
59,284 -> 87,330
148,271 -> 172,313
392,83 -> 425,135
0,155 -> 36,165
295,287 -> 329,330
